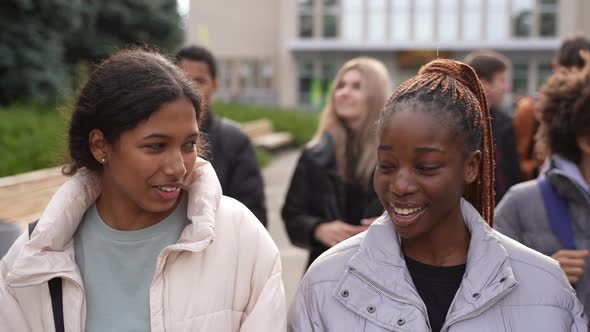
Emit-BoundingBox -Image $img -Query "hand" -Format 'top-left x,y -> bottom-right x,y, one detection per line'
551,249 -> 590,284
314,220 -> 368,248
360,216 -> 379,226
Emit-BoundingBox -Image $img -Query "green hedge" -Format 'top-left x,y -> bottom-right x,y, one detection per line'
213,102 -> 319,146
0,103 -> 68,177
0,102 -> 319,177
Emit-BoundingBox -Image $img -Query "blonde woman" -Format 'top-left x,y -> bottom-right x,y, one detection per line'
282,57 -> 391,267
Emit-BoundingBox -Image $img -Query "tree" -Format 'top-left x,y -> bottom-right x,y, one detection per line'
66,0 -> 183,65
0,0 -> 183,105
0,0 -> 82,104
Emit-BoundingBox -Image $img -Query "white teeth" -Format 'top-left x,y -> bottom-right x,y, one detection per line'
158,186 -> 178,192
391,204 -> 424,216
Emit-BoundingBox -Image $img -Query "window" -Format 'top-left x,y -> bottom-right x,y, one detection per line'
512,0 -> 533,37
539,0 -> 558,37
368,0 -> 386,41
390,0 -> 410,41
512,63 -> 528,95
298,61 -> 314,105
239,62 -> 255,90
414,0 -> 434,41
323,0 -> 338,38
438,0 -> 458,41
341,0 -> 362,41
463,0 -> 482,41
217,60 -> 231,89
260,63 -> 273,90
487,0 -> 508,40
299,0 -> 314,38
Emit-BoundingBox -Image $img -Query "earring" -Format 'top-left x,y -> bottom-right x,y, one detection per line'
100,158 -> 106,163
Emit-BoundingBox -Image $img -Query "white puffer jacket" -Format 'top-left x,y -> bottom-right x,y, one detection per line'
0,160 -> 286,331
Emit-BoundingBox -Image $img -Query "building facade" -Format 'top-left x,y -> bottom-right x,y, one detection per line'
187,0 -> 590,110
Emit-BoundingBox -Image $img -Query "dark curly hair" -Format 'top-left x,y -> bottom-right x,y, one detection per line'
63,47 -> 205,176
377,59 -> 495,225
536,53 -> 590,164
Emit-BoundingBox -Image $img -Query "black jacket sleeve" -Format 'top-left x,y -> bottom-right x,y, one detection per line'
281,152 -> 324,249
225,130 -> 268,227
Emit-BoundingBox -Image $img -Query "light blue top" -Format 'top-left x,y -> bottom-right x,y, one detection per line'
74,195 -> 189,332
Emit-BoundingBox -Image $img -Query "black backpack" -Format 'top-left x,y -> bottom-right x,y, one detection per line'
28,220 -> 64,332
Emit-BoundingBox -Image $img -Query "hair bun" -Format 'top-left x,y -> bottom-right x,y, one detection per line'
419,59 -> 488,112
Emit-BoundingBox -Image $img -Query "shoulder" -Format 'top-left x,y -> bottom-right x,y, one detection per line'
302,133 -> 334,168
301,233 -> 363,288
214,196 -> 276,252
218,118 -> 249,141
496,231 -> 578,307
496,180 -> 543,216
499,180 -> 542,204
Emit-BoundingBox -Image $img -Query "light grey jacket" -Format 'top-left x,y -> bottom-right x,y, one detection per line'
495,164 -> 590,319
289,199 -> 586,332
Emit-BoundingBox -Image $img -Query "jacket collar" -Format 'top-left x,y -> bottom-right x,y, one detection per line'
6,159 -> 222,287
547,155 -> 590,203
335,199 -> 517,330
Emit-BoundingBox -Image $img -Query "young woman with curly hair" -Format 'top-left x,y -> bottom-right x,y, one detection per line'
496,51 -> 590,320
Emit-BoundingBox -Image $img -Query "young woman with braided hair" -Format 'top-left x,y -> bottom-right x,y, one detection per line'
289,59 -> 585,332
495,51 -> 590,321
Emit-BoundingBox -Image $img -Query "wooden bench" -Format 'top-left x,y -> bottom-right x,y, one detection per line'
240,118 -> 293,151
0,166 -> 67,229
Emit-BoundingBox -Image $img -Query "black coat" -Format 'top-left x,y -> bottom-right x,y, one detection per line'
281,133 -> 383,266
203,114 -> 267,227
491,107 -> 522,204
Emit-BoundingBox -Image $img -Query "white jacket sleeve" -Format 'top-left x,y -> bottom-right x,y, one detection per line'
0,234 -> 30,331
237,208 -> 286,332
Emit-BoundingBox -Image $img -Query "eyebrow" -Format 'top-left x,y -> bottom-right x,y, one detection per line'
415,146 -> 444,153
377,145 -> 444,153
142,132 -> 200,140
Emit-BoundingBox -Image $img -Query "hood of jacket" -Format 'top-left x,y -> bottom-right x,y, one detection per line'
5,158 -> 222,287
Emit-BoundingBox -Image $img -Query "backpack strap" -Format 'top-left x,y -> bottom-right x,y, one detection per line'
27,220 -> 65,332
538,177 -> 577,249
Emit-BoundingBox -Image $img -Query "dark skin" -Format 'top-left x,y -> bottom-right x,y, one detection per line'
374,108 -> 481,266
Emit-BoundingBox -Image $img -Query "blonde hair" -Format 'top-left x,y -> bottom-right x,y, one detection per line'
310,57 -> 391,185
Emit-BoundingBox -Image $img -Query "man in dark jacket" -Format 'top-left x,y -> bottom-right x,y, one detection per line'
465,51 -> 522,203
176,46 -> 267,227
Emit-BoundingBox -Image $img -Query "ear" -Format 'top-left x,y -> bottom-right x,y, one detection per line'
89,129 -> 110,164
577,134 -> 590,157
464,150 -> 482,184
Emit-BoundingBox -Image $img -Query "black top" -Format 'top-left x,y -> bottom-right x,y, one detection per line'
405,255 -> 466,332
203,114 -> 267,226
282,133 -> 383,267
491,107 -> 522,203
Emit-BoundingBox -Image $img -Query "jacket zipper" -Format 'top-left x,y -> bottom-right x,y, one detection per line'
440,283 -> 516,332
348,267 -> 432,332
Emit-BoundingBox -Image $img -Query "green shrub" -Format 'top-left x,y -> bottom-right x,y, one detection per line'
0,102 -> 318,177
212,102 -> 319,146
0,103 -> 68,177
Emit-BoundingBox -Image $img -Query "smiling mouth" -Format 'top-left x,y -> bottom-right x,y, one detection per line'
155,185 -> 180,193
389,203 -> 427,226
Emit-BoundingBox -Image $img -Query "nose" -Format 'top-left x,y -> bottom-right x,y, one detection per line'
163,149 -> 187,179
389,169 -> 418,197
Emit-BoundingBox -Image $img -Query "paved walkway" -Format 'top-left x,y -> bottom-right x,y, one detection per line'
262,148 -> 308,307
